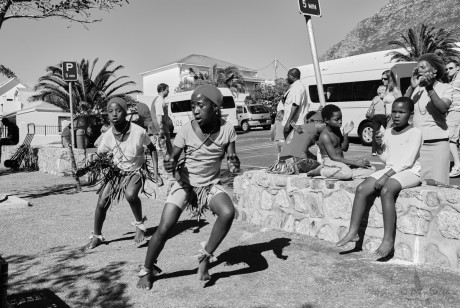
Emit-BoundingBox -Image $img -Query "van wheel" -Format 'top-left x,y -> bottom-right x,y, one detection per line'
359,122 -> 373,146
241,121 -> 250,132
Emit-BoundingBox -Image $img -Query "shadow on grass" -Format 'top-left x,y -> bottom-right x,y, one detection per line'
4,246 -> 133,307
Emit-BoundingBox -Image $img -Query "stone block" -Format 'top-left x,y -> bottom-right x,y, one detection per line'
254,172 -> 270,188
302,192 -> 324,218
363,236 -> 381,252
290,177 -> 310,189
275,189 -> 290,208
396,206 -> 431,235
424,191 -> 440,208
273,175 -> 288,187
248,185 -> 261,209
317,224 -> 334,242
310,179 -> 324,190
367,206 -> 384,228
394,242 -> 412,261
291,190 -> 306,212
323,191 -> 352,220
251,210 -> 263,225
260,190 -> 273,210
281,214 -> 296,233
295,218 -> 310,235
437,206 -> 460,240
264,213 -> 280,229
424,244 -> 450,268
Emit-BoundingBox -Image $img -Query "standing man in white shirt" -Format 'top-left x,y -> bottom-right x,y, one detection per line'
151,83 -> 173,155
282,68 -> 309,138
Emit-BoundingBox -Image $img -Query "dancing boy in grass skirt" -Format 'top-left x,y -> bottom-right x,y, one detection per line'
137,85 -> 240,290
83,97 -> 163,250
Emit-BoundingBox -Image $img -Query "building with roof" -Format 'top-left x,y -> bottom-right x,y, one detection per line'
0,78 -> 70,145
140,54 -> 265,96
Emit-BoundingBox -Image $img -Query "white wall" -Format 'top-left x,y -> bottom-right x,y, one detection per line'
0,84 -> 25,116
142,66 -> 181,95
16,110 -> 71,145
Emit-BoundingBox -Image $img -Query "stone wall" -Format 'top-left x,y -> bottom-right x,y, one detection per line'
233,170 -> 460,271
1,145 -> 86,176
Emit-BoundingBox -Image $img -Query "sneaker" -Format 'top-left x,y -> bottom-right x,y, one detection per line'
372,152 -> 377,156
449,166 -> 460,178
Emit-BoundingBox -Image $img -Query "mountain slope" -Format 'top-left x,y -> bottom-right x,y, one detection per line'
320,0 -> 460,61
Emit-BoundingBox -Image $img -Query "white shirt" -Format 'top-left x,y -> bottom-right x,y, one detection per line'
411,82 -> 453,140
155,96 -> 171,125
380,125 -> 422,175
282,80 -> 309,126
174,120 -> 237,186
97,123 -> 151,172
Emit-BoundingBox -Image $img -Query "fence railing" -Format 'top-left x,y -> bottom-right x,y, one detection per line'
34,125 -> 62,136
0,126 -> 7,138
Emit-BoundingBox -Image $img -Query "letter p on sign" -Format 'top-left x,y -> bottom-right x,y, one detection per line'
62,61 -> 78,81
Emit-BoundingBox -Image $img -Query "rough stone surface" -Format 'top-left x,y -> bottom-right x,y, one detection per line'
425,244 -> 450,268
396,206 -> 431,235
234,170 -> 460,271
437,206 -> 460,240
323,191 -> 352,220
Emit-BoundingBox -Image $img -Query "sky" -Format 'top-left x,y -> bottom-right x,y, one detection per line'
0,0 -> 389,92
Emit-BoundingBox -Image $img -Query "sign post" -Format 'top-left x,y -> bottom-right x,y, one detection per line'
62,61 -> 81,191
298,0 -> 326,107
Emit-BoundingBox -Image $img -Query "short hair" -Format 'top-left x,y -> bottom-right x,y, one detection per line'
447,59 -> 460,67
1,118 -> 9,125
157,83 -> 169,93
393,96 -> 414,113
321,104 -> 341,120
288,68 -> 301,79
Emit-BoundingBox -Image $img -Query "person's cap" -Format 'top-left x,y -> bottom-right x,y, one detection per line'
192,85 -> 223,107
417,53 -> 446,80
107,97 -> 128,112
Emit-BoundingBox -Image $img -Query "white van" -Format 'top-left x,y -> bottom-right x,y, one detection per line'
166,87 -> 238,134
299,51 -> 415,145
235,103 -> 272,131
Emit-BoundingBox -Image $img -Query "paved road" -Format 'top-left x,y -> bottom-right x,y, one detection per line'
233,128 -> 460,186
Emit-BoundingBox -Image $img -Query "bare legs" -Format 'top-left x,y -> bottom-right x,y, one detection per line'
136,192 -> 235,290
336,177 -> 401,258
88,174 -> 144,249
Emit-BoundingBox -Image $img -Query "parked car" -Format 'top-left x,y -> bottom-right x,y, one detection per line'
236,103 -> 272,131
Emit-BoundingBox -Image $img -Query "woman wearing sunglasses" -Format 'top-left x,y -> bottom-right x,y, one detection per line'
381,70 -> 402,128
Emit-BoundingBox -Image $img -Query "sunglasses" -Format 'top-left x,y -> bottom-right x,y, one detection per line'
381,77 -> 388,80
446,67 -> 456,70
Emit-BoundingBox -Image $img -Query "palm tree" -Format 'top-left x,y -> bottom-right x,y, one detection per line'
388,24 -> 460,62
181,64 -> 246,96
30,59 -> 141,115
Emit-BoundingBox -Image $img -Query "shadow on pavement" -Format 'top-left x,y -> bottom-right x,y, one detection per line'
203,237 -> 291,287
4,247 -> 133,307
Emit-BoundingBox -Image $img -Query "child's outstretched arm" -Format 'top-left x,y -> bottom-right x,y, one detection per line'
341,121 -> 354,152
226,141 -> 240,173
320,133 -> 370,169
147,143 -> 163,186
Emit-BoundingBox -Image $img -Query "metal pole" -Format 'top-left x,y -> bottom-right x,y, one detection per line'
305,15 -> 326,107
68,82 -> 81,191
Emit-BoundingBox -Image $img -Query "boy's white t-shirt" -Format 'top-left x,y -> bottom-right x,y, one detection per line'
98,123 -> 151,172
174,120 -> 237,187
380,125 -> 423,175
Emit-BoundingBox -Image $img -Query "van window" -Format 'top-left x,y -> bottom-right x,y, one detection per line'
248,105 -> 269,114
236,106 -> 244,114
399,77 -> 411,95
221,96 -> 235,109
171,100 -> 192,113
309,79 -> 382,103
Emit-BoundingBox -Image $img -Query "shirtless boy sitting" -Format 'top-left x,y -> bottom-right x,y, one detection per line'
312,104 -> 375,180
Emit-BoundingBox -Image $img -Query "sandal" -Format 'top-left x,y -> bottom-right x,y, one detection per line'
131,216 -> 147,232
137,263 -> 163,278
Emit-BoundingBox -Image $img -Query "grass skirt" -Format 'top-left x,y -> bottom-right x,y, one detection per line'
78,154 -> 159,206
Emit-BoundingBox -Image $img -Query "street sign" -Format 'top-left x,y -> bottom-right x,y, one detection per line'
62,61 -> 78,81
298,0 -> 321,17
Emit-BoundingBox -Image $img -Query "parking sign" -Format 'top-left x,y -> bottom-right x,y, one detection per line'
62,61 -> 78,81
298,0 -> 321,17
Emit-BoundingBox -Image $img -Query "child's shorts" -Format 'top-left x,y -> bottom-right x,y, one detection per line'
369,168 -> 420,189
166,180 -> 228,210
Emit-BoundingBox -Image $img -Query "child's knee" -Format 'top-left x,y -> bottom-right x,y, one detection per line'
125,190 -> 139,203
220,204 -> 235,221
380,186 -> 398,199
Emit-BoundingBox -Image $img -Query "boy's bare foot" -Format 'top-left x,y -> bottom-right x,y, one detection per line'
136,265 -> 163,290
198,257 -> 211,282
336,232 -> 359,247
374,240 -> 394,258
134,227 -> 145,244
86,234 -> 104,250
